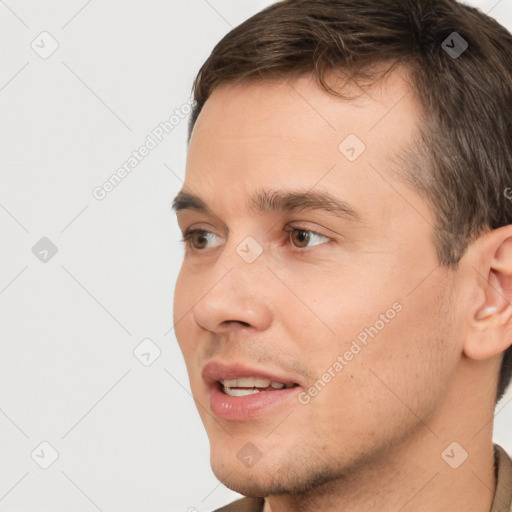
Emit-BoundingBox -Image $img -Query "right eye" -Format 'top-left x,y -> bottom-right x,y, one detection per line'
180,229 -> 223,250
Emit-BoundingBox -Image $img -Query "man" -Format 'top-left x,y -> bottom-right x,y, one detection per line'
172,0 -> 512,510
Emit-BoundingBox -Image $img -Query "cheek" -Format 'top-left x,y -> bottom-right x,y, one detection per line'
289,270 -> 454,420
173,267 -> 197,356
288,316 -> 439,453
277,262 -> 403,356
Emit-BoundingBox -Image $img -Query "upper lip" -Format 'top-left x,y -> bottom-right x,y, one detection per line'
202,360 -> 303,388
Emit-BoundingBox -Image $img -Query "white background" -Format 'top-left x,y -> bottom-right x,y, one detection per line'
1,1 -> 511,511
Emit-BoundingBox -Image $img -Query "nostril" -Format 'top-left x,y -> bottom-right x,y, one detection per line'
223,320 -> 251,328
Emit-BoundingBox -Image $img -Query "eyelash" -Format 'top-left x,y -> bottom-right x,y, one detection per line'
180,225 -> 329,252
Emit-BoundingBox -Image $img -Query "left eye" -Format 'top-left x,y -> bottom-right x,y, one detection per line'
284,227 -> 329,249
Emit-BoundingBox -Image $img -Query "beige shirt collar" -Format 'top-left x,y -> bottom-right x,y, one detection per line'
491,444 -> 512,512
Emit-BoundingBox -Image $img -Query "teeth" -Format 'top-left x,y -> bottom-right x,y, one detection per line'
221,377 -> 272,388
224,388 -> 261,397
220,377 -> 293,396
220,376 -> 295,396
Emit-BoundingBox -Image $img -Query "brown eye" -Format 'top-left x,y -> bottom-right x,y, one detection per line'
181,229 -> 222,251
290,229 -> 311,248
285,227 -> 330,250
191,231 -> 208,249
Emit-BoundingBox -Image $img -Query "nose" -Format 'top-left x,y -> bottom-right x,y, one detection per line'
191,244 -> 273,335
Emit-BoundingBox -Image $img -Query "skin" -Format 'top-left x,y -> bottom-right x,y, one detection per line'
173,70 -> 512,511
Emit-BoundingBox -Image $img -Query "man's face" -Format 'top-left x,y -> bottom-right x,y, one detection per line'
173,72 -> 462,496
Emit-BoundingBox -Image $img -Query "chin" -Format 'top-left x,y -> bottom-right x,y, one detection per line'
209,444 -> 349,498
211,465 -> 270,497
211,458 -> 292,497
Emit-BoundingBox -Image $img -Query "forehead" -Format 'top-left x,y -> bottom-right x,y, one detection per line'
190,70 -> 420,150
184,71 -> 427,225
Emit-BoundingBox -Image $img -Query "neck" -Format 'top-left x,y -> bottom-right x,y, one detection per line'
265,356 -> 502,512
265,419 -> 496,512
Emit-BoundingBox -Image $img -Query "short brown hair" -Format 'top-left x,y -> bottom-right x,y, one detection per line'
187,0 -> 512,401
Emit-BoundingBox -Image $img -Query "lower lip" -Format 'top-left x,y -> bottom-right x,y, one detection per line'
209,385 -> 300,420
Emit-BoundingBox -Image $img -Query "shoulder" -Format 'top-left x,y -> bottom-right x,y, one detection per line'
493,444 -> 512,512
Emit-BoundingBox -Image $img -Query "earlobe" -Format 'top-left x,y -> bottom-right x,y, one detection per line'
464,227 -> 512,361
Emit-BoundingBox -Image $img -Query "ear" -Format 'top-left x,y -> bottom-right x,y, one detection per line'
463,225 -> 512,361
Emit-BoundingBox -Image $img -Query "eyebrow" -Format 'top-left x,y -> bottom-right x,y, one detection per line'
172,187 -> 361,223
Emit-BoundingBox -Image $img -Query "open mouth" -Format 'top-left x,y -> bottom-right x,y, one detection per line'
204,363 -> 303,419
220,377 -> 299,397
